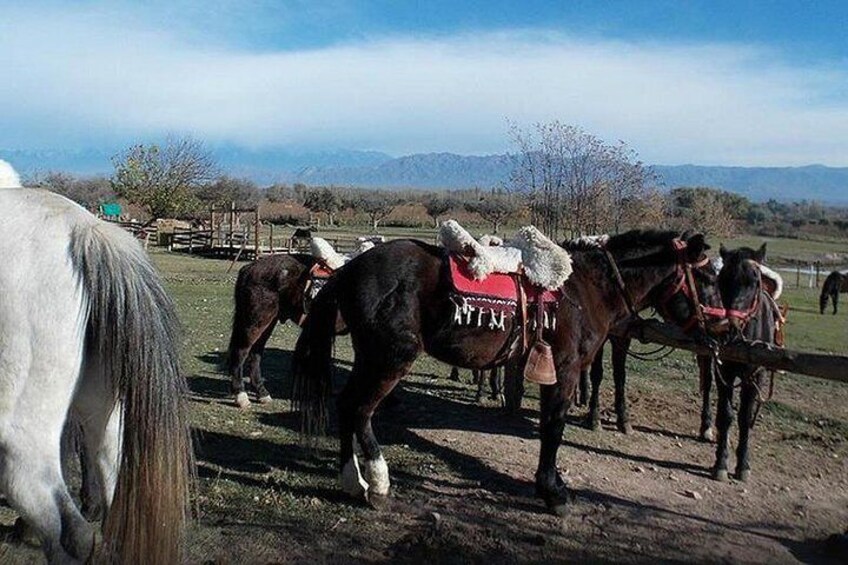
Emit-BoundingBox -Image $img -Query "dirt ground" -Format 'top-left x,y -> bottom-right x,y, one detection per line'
180,359 -> 848,564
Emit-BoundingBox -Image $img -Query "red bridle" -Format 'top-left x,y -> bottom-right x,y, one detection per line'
725,262 -> 763,325
655,239 -> 726,333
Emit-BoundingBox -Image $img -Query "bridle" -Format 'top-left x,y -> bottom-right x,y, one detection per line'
655,238 -> 726,333
724,260 -> 763,329
603,237 -> 725,334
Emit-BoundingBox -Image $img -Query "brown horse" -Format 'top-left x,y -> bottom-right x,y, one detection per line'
820,271 -> 848,314
227,253 -> 319,407
292,230 -> 714,514
579,256 -> 726,440
714,243 -> 779,482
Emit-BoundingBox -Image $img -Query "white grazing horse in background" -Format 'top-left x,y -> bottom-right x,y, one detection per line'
0,160 -> 192,563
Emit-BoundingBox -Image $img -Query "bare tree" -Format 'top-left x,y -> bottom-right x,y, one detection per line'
689,190 -> 736,238
351,190 -> 402,232
111,136 -> 217,220
423,194 -> 456,227
302,186 -> 345,226
464,190 -> 521,234
198,175 -> 260,208
510,121 -> 656,238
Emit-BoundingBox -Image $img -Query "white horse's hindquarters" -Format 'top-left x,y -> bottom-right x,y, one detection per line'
0,189 -> 92,434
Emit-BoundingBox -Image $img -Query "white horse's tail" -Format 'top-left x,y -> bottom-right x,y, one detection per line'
70,222 -> 192,563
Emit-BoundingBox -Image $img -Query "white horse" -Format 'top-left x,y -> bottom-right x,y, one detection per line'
0,168 -> 191,563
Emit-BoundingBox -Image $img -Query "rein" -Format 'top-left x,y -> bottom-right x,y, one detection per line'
602,247 -> 638,318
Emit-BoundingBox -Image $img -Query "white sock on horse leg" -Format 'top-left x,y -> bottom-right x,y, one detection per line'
362,454 -> 390,496
340,454 -> 369,498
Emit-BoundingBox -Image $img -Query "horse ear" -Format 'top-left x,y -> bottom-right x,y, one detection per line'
719,243 -> 729,260
685,233 -> 707,261
756,243 -> 767,262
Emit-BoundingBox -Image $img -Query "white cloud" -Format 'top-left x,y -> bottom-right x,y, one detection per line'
1,6 -> 847,165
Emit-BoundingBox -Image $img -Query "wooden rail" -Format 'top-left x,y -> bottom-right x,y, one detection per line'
623,319 -> 848,385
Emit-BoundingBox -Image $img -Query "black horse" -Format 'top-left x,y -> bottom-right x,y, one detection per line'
714,243 -> 779,481
227,253 -> 319,407
820,271 -> 848,315
292,230 -> 715,514
580,255 -> 726,440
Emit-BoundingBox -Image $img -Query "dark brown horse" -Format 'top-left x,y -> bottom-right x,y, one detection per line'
580,256 -> 726,440
820,271 -> 848,314
714,243 -> 779,482
292,230 -> 713,514
227,253 -> 319,407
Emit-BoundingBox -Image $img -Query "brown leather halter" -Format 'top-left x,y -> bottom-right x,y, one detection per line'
604,237 -> 725,333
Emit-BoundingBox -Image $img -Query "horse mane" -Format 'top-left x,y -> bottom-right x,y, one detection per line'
564,230 -> 681,263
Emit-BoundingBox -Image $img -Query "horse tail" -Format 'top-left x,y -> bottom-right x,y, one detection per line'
291,277 -> 338,437
820,272 -> 839,314
227,263 -> 253,374
70,222 -> 192,564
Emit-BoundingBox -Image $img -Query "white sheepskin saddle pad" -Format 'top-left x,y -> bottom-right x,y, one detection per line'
439,219 -> 572,290
758,264 -> 783,300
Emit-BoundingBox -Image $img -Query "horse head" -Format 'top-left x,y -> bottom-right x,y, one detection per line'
718,243 -> 767,339
647,231 -> 727,337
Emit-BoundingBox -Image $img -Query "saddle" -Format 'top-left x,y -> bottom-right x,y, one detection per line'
442,220 -> 571,386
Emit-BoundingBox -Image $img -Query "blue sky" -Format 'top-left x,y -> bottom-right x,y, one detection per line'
2,1 -> 848,165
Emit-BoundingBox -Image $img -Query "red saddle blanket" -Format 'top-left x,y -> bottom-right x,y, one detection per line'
310,262 -> 335,279
448,255 -> 562,305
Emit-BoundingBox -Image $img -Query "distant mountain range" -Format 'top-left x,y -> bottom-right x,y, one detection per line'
2,147 -> 847,203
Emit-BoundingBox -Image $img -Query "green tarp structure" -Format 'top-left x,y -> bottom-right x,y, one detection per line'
100,203 -> 122,217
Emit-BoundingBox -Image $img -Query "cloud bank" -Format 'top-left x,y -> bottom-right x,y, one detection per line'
1,4 -> 847,165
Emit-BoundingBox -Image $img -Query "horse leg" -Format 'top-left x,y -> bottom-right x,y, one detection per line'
338,324 -> 420,501
59,415 -> 102,522
535,379 -> 573,515
611,336 -> 632,434
1,433 -> 94,564
697,356 -> 715,442
71,358 -> 124,521
712,371 -> 735,481
350,363 -> 413,506
576,368 -> 588,407
503,357 -> 525,413
735,377 -> 759,481
474,369 -> 485,403
245,320 -> 277,404
833,290 -> 839,315
229,313 -> 276,410
490,367 -> 505,405
449,367 -> 461,381
586,346 -> 604,431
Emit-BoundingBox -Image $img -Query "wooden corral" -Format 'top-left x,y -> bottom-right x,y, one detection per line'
623,319 -> 848,384
165,202 -> 365,260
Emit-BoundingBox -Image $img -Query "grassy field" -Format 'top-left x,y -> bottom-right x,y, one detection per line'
1,229 -> 846,563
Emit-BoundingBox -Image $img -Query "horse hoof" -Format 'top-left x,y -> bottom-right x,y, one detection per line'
588,419 -> 601,431
737,469 -> 750,482
234,392 -> 250,409
258,394 -> 273,405
700,428 -> 716,443
367,493 -> 391,511
713,469 -> 729,482
618,423 -> 633,435
546,498 -> 570,517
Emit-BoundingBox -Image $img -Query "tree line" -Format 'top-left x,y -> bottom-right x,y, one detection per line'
25,127 -> 848,240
